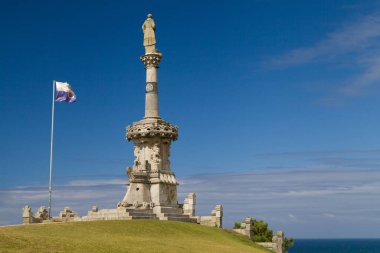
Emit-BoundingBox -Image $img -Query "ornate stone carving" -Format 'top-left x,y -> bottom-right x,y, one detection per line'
146,83 -> 155,92
126,120 -> 178,141
133,146 -> 141,168
166,143 -> 171,171
120,14 -> 181,211
159,172 -> 177,185
126,167 -> 134,180
117,201 -> 130,208
140,53 -> 162,68
151,143 -> 161,164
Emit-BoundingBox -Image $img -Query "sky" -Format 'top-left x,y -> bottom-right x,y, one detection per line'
1,0 -> 380,238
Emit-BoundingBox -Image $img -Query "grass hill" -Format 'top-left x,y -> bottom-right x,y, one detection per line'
0,220 -> 271,253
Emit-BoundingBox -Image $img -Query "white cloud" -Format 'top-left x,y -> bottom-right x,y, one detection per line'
267,13 -> 380,103
323,213 -> 336,218
270,15 -> 380,68
67,179 -> 125,187
338,54 -> 380,96
288,214 -> 296,220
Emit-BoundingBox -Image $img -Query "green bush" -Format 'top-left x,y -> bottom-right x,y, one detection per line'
233,222 -> 241,229
284,237 -> 294,253
252,219 -> 273,242
234,217 -> 294,252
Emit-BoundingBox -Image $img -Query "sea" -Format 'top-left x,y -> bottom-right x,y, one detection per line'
288,239 -> 380,253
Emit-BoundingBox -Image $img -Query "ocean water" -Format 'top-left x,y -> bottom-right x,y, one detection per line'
288,239 -> 380,253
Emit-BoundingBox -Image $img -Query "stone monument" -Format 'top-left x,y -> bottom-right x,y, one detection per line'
117,13 -> 183,219
23,14 -> 222,227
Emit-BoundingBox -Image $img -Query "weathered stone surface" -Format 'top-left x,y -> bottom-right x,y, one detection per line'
126,120 -> 178,141
233,216 -> 253,239
22,206 -> 49,224
58,207 -> 77,222
198,204 -> 223,228
22,205 -> 32,224
183,193 -> 196,216
140,54 -> 162,69
256,242 -> 278,252
35,206 -> 49,221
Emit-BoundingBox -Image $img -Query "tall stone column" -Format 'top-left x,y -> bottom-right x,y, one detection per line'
140,53 -> 162,119
120,14 -> 179,211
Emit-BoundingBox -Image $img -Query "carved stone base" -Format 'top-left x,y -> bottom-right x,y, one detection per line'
120,182 -> 152,208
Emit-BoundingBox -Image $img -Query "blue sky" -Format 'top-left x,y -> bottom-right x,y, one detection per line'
1,0 -> 380,238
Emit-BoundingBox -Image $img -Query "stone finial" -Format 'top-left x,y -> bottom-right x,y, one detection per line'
22,205 -> 33,224
212,204 -> 223,228
92,206 -> 98,212
187,193 -> 196,204
183,192 -> 196,216
214,205 -> 223,217
244,217 -> 253,239
276,230 -> 284,253
22,205 -> 32,217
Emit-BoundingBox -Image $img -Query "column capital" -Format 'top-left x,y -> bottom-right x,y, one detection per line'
140,53 -> 163,68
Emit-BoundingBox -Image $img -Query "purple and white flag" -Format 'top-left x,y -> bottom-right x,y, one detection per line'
55,82 -> 76,102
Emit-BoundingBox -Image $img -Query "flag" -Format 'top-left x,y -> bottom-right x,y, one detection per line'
55,82 -> 76,102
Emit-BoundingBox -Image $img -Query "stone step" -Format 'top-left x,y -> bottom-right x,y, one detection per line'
157,207 -> 184,214
127,212 -> 156,217
130,216 -> 158,220
166,216 -> 198,223
126,209 -> 155,214
162,213 -> 191,218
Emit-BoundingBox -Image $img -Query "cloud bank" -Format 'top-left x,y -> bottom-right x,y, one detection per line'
1,164 -> 379,238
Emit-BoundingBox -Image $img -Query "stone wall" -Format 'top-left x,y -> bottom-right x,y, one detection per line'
181,192 -> 223,228
256,242 -> 278,252
22,205 -> 49,224
232,216 -> 284,253
22,205 -> 79,224
233,216 -> 253,239
256,231 -> 284,253
197,204 -> 223,228
22,193 -> 223,228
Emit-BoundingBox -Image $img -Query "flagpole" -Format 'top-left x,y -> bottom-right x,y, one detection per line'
48,80 -> 56,219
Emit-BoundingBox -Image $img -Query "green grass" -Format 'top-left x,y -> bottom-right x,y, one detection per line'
0,220 -> 272,253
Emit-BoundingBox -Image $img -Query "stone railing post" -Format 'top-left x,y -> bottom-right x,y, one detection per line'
183,193 -> 196,216
22,205 -> 33,224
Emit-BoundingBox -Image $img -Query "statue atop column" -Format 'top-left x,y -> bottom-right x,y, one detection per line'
142,14 -> 158,54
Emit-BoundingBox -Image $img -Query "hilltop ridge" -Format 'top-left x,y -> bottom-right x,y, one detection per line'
0,220 -> 271,253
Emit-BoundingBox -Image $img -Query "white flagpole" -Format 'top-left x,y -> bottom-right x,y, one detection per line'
48,80 -> 56,219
